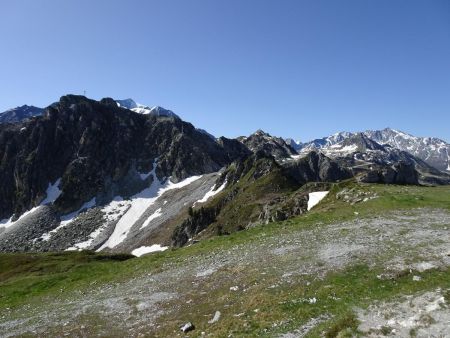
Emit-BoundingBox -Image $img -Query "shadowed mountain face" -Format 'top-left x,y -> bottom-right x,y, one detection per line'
0,95 -> 243,220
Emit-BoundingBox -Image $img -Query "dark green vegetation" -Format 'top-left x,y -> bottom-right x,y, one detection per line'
1,182 -> 450,336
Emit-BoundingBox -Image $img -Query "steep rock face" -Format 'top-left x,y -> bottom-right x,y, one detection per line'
0,105 -> 44,124
339,133 -> 385,152
285,138 -> 302,151
0,95 -> 240,220
238,130 -> 297,160
216,137 -> 252,162
285,151 -> 353,184
357,162 -> 419,185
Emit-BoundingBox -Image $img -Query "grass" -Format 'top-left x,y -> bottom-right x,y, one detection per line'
1,182 -> 450,336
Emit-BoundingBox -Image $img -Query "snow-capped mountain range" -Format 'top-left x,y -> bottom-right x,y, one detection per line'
289,128 -> 450,172
115,99 -> 180,118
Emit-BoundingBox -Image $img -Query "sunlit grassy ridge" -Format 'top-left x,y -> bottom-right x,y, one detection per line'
1,182 -> 450,336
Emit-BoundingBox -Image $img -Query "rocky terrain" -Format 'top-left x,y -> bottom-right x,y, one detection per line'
1,183 -> 449,337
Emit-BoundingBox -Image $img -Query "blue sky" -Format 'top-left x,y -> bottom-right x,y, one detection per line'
1,0 -> 449,142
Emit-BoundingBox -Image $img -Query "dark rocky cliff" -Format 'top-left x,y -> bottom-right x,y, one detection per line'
0,95 -> 243,220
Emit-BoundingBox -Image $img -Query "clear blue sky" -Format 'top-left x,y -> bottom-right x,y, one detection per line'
1,0 -> 449,142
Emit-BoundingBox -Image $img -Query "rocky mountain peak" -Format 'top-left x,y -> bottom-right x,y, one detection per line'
341,133 -> 385,152
239,130 -> 298,160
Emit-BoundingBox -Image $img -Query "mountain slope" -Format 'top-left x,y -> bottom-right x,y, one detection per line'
171,151 -> 352,247
2,183 -> 450,336
0,105 -> 44,123
0,95 -> 247,253
365,128 -> 450,171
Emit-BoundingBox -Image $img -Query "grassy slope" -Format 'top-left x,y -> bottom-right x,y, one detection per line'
1,182 -> 450,336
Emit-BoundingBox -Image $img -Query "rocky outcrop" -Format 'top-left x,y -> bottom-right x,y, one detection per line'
237,130 -> 297,160
285,151 -> 353,184
357,162 -> 419,185
0,206 -> 60,252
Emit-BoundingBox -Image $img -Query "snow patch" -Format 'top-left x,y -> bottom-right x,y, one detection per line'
0,206 -> 42,230
1,178 -> 62,230
132,244 -> 168,257
307,191 -> 329,211
141,208 -> 162,229
446,149 -> 450,171
101,196 -> 131,223
66,197 -> 131,250
194,180 -> 227,206
139,171 -> 152,180
41,178 -> 62,205
98,162 -> 202,250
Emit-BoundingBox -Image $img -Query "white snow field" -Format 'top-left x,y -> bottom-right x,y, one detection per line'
40,178 -> 62,205
98,171 -> 202,250
307,191 -> 329,211
194,180 -> 227,205
131,244 -> 168,257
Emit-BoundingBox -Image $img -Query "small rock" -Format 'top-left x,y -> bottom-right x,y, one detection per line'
180,322 -> 195,333
230,286 -> 239,291
412,275 -> 421,281
208,311 -> 221,324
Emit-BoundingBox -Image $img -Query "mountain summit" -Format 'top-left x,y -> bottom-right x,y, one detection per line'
116,98 -> 179,118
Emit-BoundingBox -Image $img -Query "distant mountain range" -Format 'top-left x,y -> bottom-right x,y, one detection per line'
287,128 -> 450,172
2,102 -> 448,173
